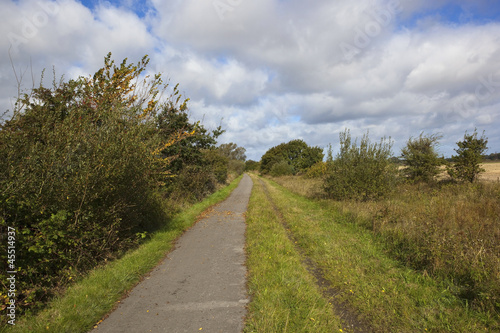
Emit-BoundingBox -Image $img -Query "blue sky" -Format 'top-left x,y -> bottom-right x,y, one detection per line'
2,0 -> 500,160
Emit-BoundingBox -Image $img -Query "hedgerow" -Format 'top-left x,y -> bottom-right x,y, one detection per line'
0,53 -> 231,321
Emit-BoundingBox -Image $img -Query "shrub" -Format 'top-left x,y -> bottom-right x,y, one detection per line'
323,130 -> 398,201
203,149 -> 229,184
305,161 -> 328,178
169,165 -> 217,203
447,129 -> 488,182
260,139 -> 323,175
400,132 -> 444,183
0,53 -> 186,319
270,160 -> 295,177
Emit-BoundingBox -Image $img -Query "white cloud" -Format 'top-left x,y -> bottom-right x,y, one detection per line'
1,0 -> 500,160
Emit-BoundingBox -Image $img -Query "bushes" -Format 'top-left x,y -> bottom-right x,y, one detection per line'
447,129 -> 488,182
323,130 -> 398,201
270,160 -> 295,177
260,139 -> 323,175
400,132 -> 444,183
0,53 -> 228,320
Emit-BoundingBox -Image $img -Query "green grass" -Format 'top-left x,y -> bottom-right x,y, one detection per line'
246,175 -> 496,332
244,174 -> 343,332
272,174 -> 500,317
2,175 -> 243,333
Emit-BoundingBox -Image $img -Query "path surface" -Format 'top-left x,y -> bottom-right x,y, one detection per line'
93,174 -> 253,333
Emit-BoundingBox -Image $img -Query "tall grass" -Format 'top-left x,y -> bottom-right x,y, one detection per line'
270,174 -> 500,317
254,175 -> 496,331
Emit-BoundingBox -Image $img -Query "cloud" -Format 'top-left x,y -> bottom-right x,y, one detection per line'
1,0 -> 500,160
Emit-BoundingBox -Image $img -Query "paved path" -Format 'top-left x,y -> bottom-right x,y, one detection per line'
93,174 -> 253,333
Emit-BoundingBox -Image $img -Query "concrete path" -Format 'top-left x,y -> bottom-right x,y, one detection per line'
93,174 -> 253,333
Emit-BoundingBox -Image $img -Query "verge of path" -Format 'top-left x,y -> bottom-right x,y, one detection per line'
257,177 -> 371,333
92,174 -> 253,333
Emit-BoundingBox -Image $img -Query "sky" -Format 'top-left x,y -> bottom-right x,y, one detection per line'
1,0 -> 500,161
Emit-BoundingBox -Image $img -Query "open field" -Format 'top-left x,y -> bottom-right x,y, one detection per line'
479,162 -> 500,182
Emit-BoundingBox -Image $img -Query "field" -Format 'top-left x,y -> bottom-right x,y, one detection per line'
479,162 -> 500,182
256,163 -> 500,331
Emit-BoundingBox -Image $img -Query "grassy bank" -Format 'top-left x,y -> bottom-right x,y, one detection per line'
1,175 -> 243,333
272,173 -> 500,318
246,174 -> 496,332
244,175 -> 343,332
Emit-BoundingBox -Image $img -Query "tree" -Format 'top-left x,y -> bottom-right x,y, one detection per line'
156,101 -> 224,175
400,132 -> 444,183
245,160 -> 260,171
323,129 -> 398,201
218,142 -> 246,161
447,129 -> 488,182
260,139 -> 323,175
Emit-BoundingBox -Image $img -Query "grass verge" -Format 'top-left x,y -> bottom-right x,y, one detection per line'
2,175 -> 243,333
250,175 -> 496,332
244,174 -> 343,332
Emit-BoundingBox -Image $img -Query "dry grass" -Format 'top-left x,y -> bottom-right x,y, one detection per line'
479,162 -> 500,182
269,170 -> 500,316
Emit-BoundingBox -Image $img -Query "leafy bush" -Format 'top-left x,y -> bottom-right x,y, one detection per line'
447,129 -> 488,182
203,149 -> 229,184
305,161 -> 327,178
245,160 -> 260,171
270,160 -> 295,177
400,132 -> 444,183
0,53 -> 197,319
323,130 -> 398,201
260,139 -> 323,175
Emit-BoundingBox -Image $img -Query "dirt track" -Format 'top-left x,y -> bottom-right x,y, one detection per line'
92,174 -> 253,332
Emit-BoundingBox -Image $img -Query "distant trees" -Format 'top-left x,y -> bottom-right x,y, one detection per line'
323,130 -> 398,201
400,133 -> 444,183
447,129 -> 488,183
260,139 -> 323,175
218,142 -> 247,161
245,160 -> 260,171
483,152 -> 500,161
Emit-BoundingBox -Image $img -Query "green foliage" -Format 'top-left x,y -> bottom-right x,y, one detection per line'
447,129 -> 488,182
400,132 -> 444,183
304,161 -> 327,178
204,149 -> 229,184
260,139 -> 323,175
0,53 -> 228,321
218,142 -> 246,161
155,98 -> 229,202
269,160 -> 295,177
245,160 -> 260,171
323,130 -> 398,201
156,102 -> 224,175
